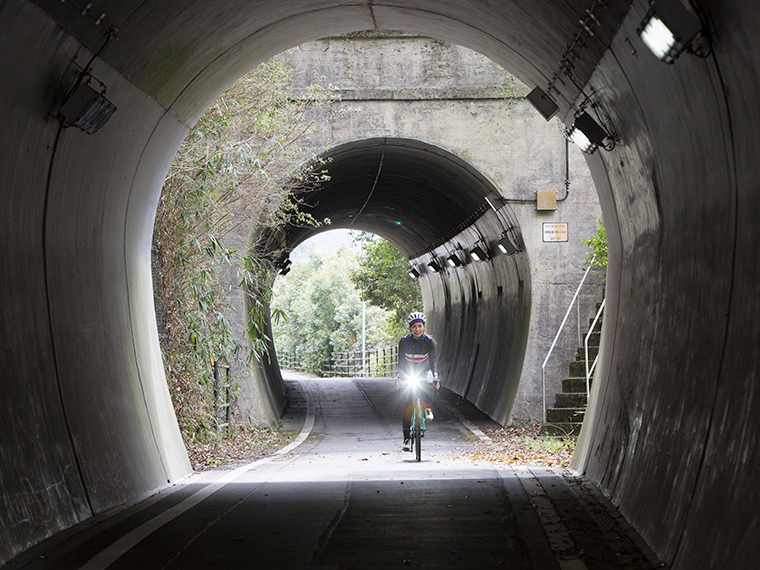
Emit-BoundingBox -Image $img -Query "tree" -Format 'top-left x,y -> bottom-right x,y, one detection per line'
271,246 -> 393,375
349,232 -> 423,335
582,218 -> 607,273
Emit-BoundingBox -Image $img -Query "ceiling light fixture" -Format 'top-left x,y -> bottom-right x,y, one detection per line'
427,259 -> 442,273
638,0 -> 704,64
497,234 -> 519,255
408,266 -> 421,279
447,253 -> 463,268
59,82 -> 116,134
469,245 -> 489,262
278,257 -> 292,276
485,191 -> 507,212
566,112 -> 610,154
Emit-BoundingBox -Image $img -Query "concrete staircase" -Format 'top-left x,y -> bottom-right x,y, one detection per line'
539,311 -> 602,437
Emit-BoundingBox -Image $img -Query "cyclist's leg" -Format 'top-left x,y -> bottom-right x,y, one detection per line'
402,394 -> 413,442
421,382 -> 435,419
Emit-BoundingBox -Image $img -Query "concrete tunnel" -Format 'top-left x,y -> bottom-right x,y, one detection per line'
1,0 -> 759,567
255,137 -> 531,427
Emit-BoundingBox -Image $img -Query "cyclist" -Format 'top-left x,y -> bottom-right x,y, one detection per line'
396,311 -> 440,451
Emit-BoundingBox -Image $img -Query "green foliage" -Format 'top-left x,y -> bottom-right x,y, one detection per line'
521,436 -> 576,454
495,71 -> 530,118
348,232 -> 423,335
582,217 -> 607,272
154,53 -> 336,442
271,246 -> 395,375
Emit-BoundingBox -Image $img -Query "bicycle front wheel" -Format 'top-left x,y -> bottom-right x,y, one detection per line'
415,420 -> 422,462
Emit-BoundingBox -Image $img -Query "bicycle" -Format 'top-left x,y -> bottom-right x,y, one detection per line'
408,377 -> 426,462
399,374 -> 438,462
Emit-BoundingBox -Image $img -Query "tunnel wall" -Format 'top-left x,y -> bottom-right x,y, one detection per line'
0,2 -> 192,561
413,209 -> 531,425
572,1 -> 760,567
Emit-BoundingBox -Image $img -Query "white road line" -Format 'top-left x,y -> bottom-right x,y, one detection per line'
79,381 -> 316,569
276,380 -> 316,455
442,399 -> 491,441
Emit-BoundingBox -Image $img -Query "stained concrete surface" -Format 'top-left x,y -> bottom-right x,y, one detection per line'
5,379 -> 657,569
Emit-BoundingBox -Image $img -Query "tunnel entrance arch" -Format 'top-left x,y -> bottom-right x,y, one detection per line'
248,137 -> 532,426
3,1 -> 757,566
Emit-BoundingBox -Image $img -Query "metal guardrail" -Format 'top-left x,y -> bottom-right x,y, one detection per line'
541,258 -> 596,423
280,345 -> 398,378
584,298 -> 605,402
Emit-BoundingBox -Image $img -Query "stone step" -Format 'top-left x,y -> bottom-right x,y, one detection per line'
581,331 -> 601,347
555,392 -> 587,408
546,407 -> 585,423
569,360 -> 591,377
563,377 -> 591,393
539,422 -> 584,437
575,345 -> 599,361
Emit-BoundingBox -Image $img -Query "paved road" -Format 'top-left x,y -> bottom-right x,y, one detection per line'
6,378 -> 659,569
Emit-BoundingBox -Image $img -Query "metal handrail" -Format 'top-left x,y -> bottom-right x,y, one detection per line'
281,345 -> 398,378
584,298 -> 605,403
541,258 -> 596,423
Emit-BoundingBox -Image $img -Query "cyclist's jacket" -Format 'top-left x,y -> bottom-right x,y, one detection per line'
398,333 -> 438,381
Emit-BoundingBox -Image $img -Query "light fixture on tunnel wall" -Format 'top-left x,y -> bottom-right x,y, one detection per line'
278,258 -> 292,276
566,112 -> 611,155
59,80 -> 117,134
446,253 -> 463,268
469,245 -> 490,263
637,0 -> 704,63
526,86 -> 559,121
408,266 -> 421,279
427,259 -> 443,273
497,232 -> 519,255
485,191 -> 507,212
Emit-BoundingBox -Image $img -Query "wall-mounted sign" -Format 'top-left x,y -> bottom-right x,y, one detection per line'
543,222 -> 568,242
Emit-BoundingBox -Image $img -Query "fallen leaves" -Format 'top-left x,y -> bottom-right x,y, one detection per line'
186,425 -> 293,471
460,423 -> 576,468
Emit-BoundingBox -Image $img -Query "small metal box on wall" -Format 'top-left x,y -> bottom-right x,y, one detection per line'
536,190 -> 557,210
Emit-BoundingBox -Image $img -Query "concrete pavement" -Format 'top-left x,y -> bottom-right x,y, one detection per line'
5,378 -> 658,569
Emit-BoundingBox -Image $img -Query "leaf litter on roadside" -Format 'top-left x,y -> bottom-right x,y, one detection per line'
461,422 -> 576,468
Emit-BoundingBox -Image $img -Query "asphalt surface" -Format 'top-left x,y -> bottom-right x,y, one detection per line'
5,378 -> 660,569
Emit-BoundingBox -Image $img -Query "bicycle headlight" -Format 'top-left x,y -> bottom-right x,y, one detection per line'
407,374 -> 422,387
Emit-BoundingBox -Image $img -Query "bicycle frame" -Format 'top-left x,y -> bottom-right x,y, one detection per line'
403,375 -> 426,462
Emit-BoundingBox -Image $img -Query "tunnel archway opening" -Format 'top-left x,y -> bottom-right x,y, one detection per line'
8,2 -> 756,566
269,228 -> 420,379
249,137 -> 532,426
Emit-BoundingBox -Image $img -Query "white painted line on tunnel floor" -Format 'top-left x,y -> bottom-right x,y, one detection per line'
275,380 -> 316,455
78,381 -> 316,569
440,399 -> 491,441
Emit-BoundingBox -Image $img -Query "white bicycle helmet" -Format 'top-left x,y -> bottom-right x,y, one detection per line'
408,312 -> 426,326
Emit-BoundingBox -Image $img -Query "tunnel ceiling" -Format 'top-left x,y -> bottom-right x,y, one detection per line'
28,0 -> 631,124
286,138 -> 496,258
